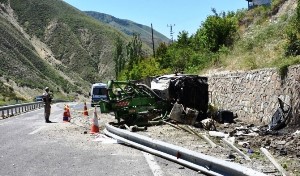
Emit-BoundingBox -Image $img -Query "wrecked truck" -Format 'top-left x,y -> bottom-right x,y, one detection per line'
98,80 -> 170,126
98,74 -> 209,127
151,74 -> 209,121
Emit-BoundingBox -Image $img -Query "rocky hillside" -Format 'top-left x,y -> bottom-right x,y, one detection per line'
85,11 -> 170,49
0,0 -> 154,104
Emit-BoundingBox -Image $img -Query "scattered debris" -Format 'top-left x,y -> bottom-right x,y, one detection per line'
228,152 -> 236,160
260,147 -> 288,176
222,138 -> 251,161
279,148 -> 288,156
215,110 -> 235,123
185,108 -> 198,125
247,148 -> 254,154
130,125 -> 147,132
124,124 -> 130,131
293,130 -> 300,136
201,118 -> 216,131
268,98 -> 291,131
187,126 -> 217,148
209,131 -> 229,138
168,102 -> 196,124
238,141 -> 250,148
163,121 -> 181,130
226,136 -> 235,145
228,125 -> 260,137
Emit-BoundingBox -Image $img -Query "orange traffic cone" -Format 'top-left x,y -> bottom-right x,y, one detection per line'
83,102 -> 89,116
90,108 -> 100,134
63,106 -> 70,122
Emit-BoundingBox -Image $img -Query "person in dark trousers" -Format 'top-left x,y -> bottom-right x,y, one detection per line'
43,87 -> 52,123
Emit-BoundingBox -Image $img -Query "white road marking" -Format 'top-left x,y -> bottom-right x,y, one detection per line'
142,152 -> 164,176
29,126 -> 46,135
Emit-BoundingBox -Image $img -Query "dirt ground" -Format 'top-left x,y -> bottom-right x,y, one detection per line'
68,108 -> 300,176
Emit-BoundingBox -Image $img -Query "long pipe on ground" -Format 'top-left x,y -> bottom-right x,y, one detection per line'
104,123 -> 266,176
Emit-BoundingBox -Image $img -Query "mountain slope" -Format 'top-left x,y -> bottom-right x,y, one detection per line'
85,11 -> 170,48
0,0 -> 131,102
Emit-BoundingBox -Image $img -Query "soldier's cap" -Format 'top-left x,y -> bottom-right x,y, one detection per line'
45,87 -> 49,91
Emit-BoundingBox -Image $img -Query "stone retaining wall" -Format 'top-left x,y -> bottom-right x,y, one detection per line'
208,65 -> 300,125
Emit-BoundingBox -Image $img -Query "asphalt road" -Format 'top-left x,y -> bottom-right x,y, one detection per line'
0,103 -> 203,176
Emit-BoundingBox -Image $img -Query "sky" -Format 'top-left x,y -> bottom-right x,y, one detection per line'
63,0 -> 248,40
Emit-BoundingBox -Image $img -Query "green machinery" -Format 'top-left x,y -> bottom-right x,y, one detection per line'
99,80 -> 170,126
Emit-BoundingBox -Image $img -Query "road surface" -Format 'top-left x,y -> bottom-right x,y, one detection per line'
0,102 -> 203,176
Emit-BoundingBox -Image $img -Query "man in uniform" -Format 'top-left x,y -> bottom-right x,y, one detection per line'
43,87 -> 52,123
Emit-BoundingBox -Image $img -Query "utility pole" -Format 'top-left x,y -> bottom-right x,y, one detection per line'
167,24 -> 175,43
151,23 -> 155,58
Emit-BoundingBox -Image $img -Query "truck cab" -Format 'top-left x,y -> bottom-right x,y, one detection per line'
90,83 -> 108,107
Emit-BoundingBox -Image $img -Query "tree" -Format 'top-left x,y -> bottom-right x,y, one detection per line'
114,36 -> 125,78
195,9 -> 237,52
176,30 -> 190,47
126,33 -> 143,73
156,42 -> 172,69
156,42 -> 168,58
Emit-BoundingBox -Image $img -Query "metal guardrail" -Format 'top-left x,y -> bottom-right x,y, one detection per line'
0,102 -> 44,119
104,123 -> 267,176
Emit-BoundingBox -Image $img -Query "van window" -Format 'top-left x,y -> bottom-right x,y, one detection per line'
93,87 -> 107,95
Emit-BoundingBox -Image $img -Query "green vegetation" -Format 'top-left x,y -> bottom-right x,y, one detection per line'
116,1 -> 300,81
284,0 -> 300,57
0,81 -> 26,106
114,36 -> 126,78
117,9 -> 239,80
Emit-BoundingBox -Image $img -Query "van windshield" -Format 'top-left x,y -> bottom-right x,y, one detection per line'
93,87 -> 107,96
